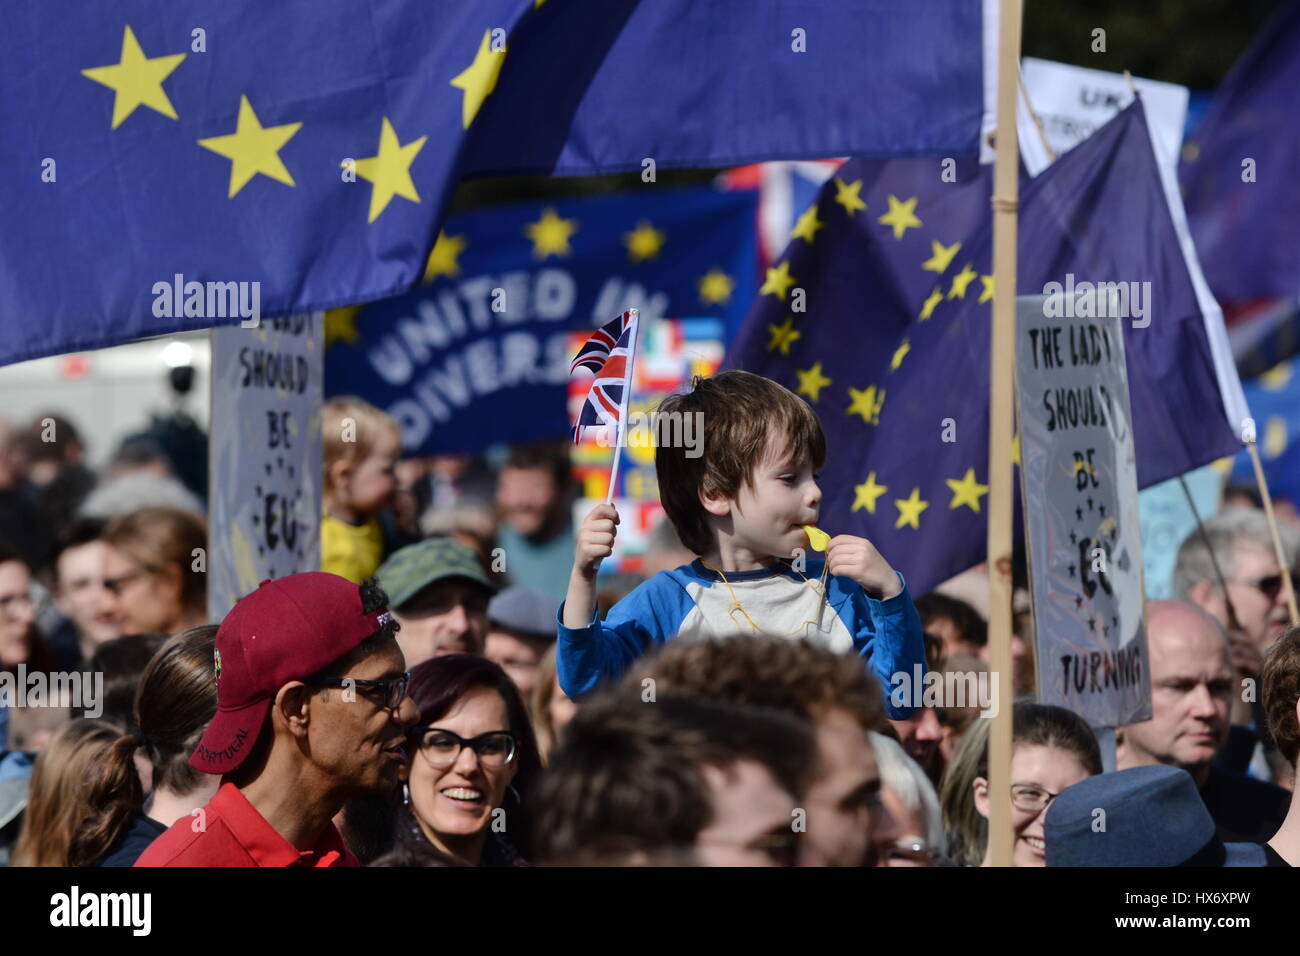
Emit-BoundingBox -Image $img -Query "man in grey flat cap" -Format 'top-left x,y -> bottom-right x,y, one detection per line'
485,586 -> 557,701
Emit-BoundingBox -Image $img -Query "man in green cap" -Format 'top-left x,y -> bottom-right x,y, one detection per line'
376,537 -> 498,669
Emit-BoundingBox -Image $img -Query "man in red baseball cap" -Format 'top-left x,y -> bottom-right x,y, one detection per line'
136,573 -> 417,866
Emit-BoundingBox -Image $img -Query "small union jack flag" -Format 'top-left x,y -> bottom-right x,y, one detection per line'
571,309 -> 639,443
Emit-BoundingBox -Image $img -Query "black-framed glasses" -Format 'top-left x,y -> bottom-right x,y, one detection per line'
1011,783 -> 1061,814
308,672 -> 410,710
412,727 -> 517,769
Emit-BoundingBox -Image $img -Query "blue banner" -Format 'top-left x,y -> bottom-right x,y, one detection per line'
325,186 -> 757,455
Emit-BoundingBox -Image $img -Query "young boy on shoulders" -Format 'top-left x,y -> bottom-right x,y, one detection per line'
558,370 -> 925,717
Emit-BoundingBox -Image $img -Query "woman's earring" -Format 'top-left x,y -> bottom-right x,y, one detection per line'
402,783 -> 411,806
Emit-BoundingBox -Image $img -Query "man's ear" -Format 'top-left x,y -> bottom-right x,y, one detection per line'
698,484 -> 731,519
1189,579 -> 1218,614
972,776 -> 990,820
275,681 -> 313,741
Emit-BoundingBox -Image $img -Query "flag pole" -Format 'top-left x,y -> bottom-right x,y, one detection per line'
605,309 -> 640,505
987,0 -> 1023,868
1246,440 -> 1300,624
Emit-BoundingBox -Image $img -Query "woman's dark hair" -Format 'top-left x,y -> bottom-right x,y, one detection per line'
73,626 -> 218,865
406,654 -> 543,857
134,625 -> 219,793
86,632 -> 169,732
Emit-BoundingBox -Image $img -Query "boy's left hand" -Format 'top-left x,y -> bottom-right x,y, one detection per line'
826,535 -> 901,599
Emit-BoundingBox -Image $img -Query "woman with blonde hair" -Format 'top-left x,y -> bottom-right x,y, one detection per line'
12,719 -> 138,866
101,506 -> 208,635
530,643 -> 577,763
940,701 -> 1101,867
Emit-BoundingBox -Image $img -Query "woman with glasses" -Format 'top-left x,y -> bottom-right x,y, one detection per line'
940,701 -> 1102,867
101,507 -> 208,637
397,654 -> 542,866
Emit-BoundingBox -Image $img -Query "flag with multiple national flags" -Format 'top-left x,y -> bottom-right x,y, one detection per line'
727,101 -> 1248,597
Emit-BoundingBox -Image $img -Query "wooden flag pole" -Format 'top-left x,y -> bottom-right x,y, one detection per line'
987,0 -> 1024,868
605,309 -> 640,505
1246,440 -> 1300,625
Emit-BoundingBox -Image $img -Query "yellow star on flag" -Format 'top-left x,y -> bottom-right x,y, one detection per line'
889,338 -> 911,373
760,261 -> 797,299
946,468 -> 989,512
1011,432 -> 1021,465
894,487 -> 930,530
847,385 -> 886,426
352,118 -> 428,223
852,472 -> 888,513
878,195 -> 922,240
1261,361 -> 1294,391
833,178 -> 867,216
423,230 -> 468,282
197,96 -> 302,198
450,29 -> 508,128
796,362 -> 832,402
324,307 -> 362,349
82,26 -> 187,129
947,263 -> 979,299
525,207 -> 579,259
921,240 -> 961,275
767,317 -> 801,355
698,269 -> 735,305
624,221 -> 666,262
791,204 -> 824,244
919,286 -> 944,321
978,274 -> 995,304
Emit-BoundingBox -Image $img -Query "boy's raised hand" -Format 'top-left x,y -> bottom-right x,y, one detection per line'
826,534 -> 901,600
574,502 -> 620,577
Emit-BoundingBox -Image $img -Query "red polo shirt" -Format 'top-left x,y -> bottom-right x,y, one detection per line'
134,782 -> 358,868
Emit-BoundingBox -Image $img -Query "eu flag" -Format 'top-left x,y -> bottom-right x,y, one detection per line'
0,2 -> 985,368
1180,0 -> 1300,303
728,101 -> 1247,596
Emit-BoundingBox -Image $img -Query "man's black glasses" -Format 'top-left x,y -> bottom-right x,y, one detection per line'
308,672 -> 410,709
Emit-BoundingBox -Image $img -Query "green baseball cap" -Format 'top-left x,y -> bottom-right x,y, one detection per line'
376,537 -> 496,610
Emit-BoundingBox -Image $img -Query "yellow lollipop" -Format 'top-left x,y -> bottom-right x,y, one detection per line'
803,525 -> 830,552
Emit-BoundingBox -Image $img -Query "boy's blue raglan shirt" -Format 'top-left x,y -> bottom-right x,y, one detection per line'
556,557 -> 925,718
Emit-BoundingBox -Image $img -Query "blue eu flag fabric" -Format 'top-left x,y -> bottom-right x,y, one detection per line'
1230,360 -> 1300,507
325,185 -> 756,455
0,1 -> 984,368
727,101 -> 1243,596
1180,0 -> 1300,303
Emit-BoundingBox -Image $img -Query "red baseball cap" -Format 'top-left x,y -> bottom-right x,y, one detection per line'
191,572 -> 396,775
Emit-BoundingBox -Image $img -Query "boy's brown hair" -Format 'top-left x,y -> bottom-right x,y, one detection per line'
654,370 -> 826,556
1262,625 -> 1300,767
322,396 -> 400,486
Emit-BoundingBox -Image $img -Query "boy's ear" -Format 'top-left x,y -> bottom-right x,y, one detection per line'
699,484 -> 731,518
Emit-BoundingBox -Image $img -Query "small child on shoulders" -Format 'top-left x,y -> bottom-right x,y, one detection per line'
557,370 -> 925,717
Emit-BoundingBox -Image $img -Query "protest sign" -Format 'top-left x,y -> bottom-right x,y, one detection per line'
325,186 -> 756,456
209,314 -> 323,620
1016,294 -> 1152,728
1019,58 -> 1189,177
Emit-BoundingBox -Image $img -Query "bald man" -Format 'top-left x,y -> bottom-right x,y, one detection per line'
1117,600 -> 1288,842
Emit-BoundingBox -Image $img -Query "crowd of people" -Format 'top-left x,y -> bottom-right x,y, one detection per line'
2,372 -> 1300,868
